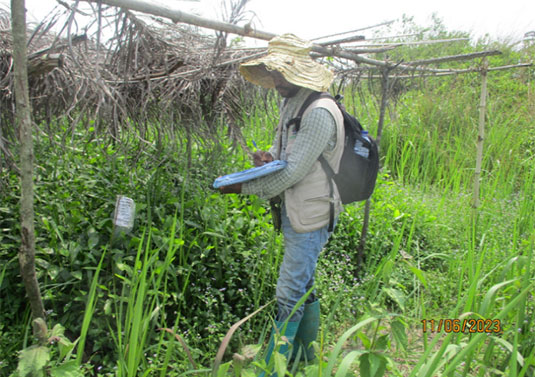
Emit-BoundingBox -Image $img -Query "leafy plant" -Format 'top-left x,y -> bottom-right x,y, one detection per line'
11,319 -> 82,377
2,21 -> 534,376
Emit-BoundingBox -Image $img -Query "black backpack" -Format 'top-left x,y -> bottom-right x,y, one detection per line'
289,91 -> 380,231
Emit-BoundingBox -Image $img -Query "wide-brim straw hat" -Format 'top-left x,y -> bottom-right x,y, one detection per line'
240,34 -> 333,92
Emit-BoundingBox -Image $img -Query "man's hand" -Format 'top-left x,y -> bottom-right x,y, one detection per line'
217,151 -> 272,195
219,183 -> 242,194
253,151 -> 274,167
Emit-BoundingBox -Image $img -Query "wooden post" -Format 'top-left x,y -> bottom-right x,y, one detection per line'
473,59 -> 488,209
358,67 -> 391,263
12,0 -> 46,320
85,0 -> 277,41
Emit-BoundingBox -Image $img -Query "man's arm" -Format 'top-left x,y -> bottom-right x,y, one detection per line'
241,107 -> 336,199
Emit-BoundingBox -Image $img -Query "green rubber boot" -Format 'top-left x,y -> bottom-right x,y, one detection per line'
292,300 -> 320,362
259,319 -> 300,377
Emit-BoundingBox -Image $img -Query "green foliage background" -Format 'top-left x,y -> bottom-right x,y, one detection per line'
1,18 -> 535,376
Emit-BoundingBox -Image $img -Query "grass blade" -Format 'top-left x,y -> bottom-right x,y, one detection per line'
323,316 -> 378,377
441,283 -> 533,376
76,249 -> 107,365
211,300 -> 274,377
334,350 -> 364,377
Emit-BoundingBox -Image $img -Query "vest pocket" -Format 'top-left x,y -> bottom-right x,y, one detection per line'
300,195 -> 330,225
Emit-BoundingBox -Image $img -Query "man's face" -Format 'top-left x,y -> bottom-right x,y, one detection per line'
271,71 -> 300,98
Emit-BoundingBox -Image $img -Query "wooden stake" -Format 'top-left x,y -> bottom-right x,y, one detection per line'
11,0 -> 46,320
358,67 -> 391,263
473,59 -> 488,209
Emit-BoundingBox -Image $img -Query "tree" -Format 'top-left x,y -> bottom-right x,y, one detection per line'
11,0 -> 45,320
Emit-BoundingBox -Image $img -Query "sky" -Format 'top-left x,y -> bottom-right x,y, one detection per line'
192,0 -> 535,43
1,0 -> 534,45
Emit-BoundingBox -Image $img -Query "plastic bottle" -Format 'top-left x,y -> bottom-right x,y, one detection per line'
112,195 -> 136,238
353,130 -> 370,158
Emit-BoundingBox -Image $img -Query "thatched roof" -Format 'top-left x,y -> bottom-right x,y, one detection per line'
1,2 -> 266,173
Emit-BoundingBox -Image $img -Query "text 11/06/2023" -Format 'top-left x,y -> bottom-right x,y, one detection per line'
421,319 -> 502,334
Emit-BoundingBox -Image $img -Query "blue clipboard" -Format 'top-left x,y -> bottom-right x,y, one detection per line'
213,160 -> 287,188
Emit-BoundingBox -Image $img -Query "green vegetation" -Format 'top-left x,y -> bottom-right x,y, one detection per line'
1,29 -> 535,377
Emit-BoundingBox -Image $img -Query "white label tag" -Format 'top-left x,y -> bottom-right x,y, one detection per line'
114,196 -> 135,229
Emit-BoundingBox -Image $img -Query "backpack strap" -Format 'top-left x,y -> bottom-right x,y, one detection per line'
291,91 -> 338,232
318,156 -> 336,232
287,91 -> 328,131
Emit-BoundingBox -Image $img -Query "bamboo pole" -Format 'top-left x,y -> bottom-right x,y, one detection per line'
311,20 -> 396,41
11,0 -> 46,321
364,32 -> 423,41
349,37 -> 470,47
317,34 -> 365,46
473,59 -> 488,209
488,63 -> 534,72
311,46 -> 504,74
344,46 -> 399,54
347,63 -> 533,78
406,50 -> 501,66
85,0 -> 277,40
358,67 -> 391,262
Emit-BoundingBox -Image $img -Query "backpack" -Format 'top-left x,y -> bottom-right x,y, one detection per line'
289,91 -> 380,231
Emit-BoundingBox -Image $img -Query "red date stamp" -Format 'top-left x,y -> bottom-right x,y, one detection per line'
421,319 -> 502,334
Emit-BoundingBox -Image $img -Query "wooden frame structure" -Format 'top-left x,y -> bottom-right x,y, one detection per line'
82,0 -> 532,253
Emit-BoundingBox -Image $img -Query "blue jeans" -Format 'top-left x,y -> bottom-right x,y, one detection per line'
276,206 -> 336,322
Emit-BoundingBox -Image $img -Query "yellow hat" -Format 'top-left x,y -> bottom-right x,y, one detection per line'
240,34 -> 333,92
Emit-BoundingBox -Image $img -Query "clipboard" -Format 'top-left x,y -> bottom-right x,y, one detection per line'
213,160 -> 287,188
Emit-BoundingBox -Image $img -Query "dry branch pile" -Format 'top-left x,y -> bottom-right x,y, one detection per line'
0,2 -> 265,175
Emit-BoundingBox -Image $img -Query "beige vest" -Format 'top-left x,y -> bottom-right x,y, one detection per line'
280,97 -> 345,233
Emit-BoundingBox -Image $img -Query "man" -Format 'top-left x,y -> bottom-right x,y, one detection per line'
219,33 -> 345,370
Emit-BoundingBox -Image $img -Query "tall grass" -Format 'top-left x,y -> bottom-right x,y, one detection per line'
75,250 -> 107,366
355,70 -> 534,375
223,71 -> 535,375
45,82 -> 535,376
3,48 -> 533,376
